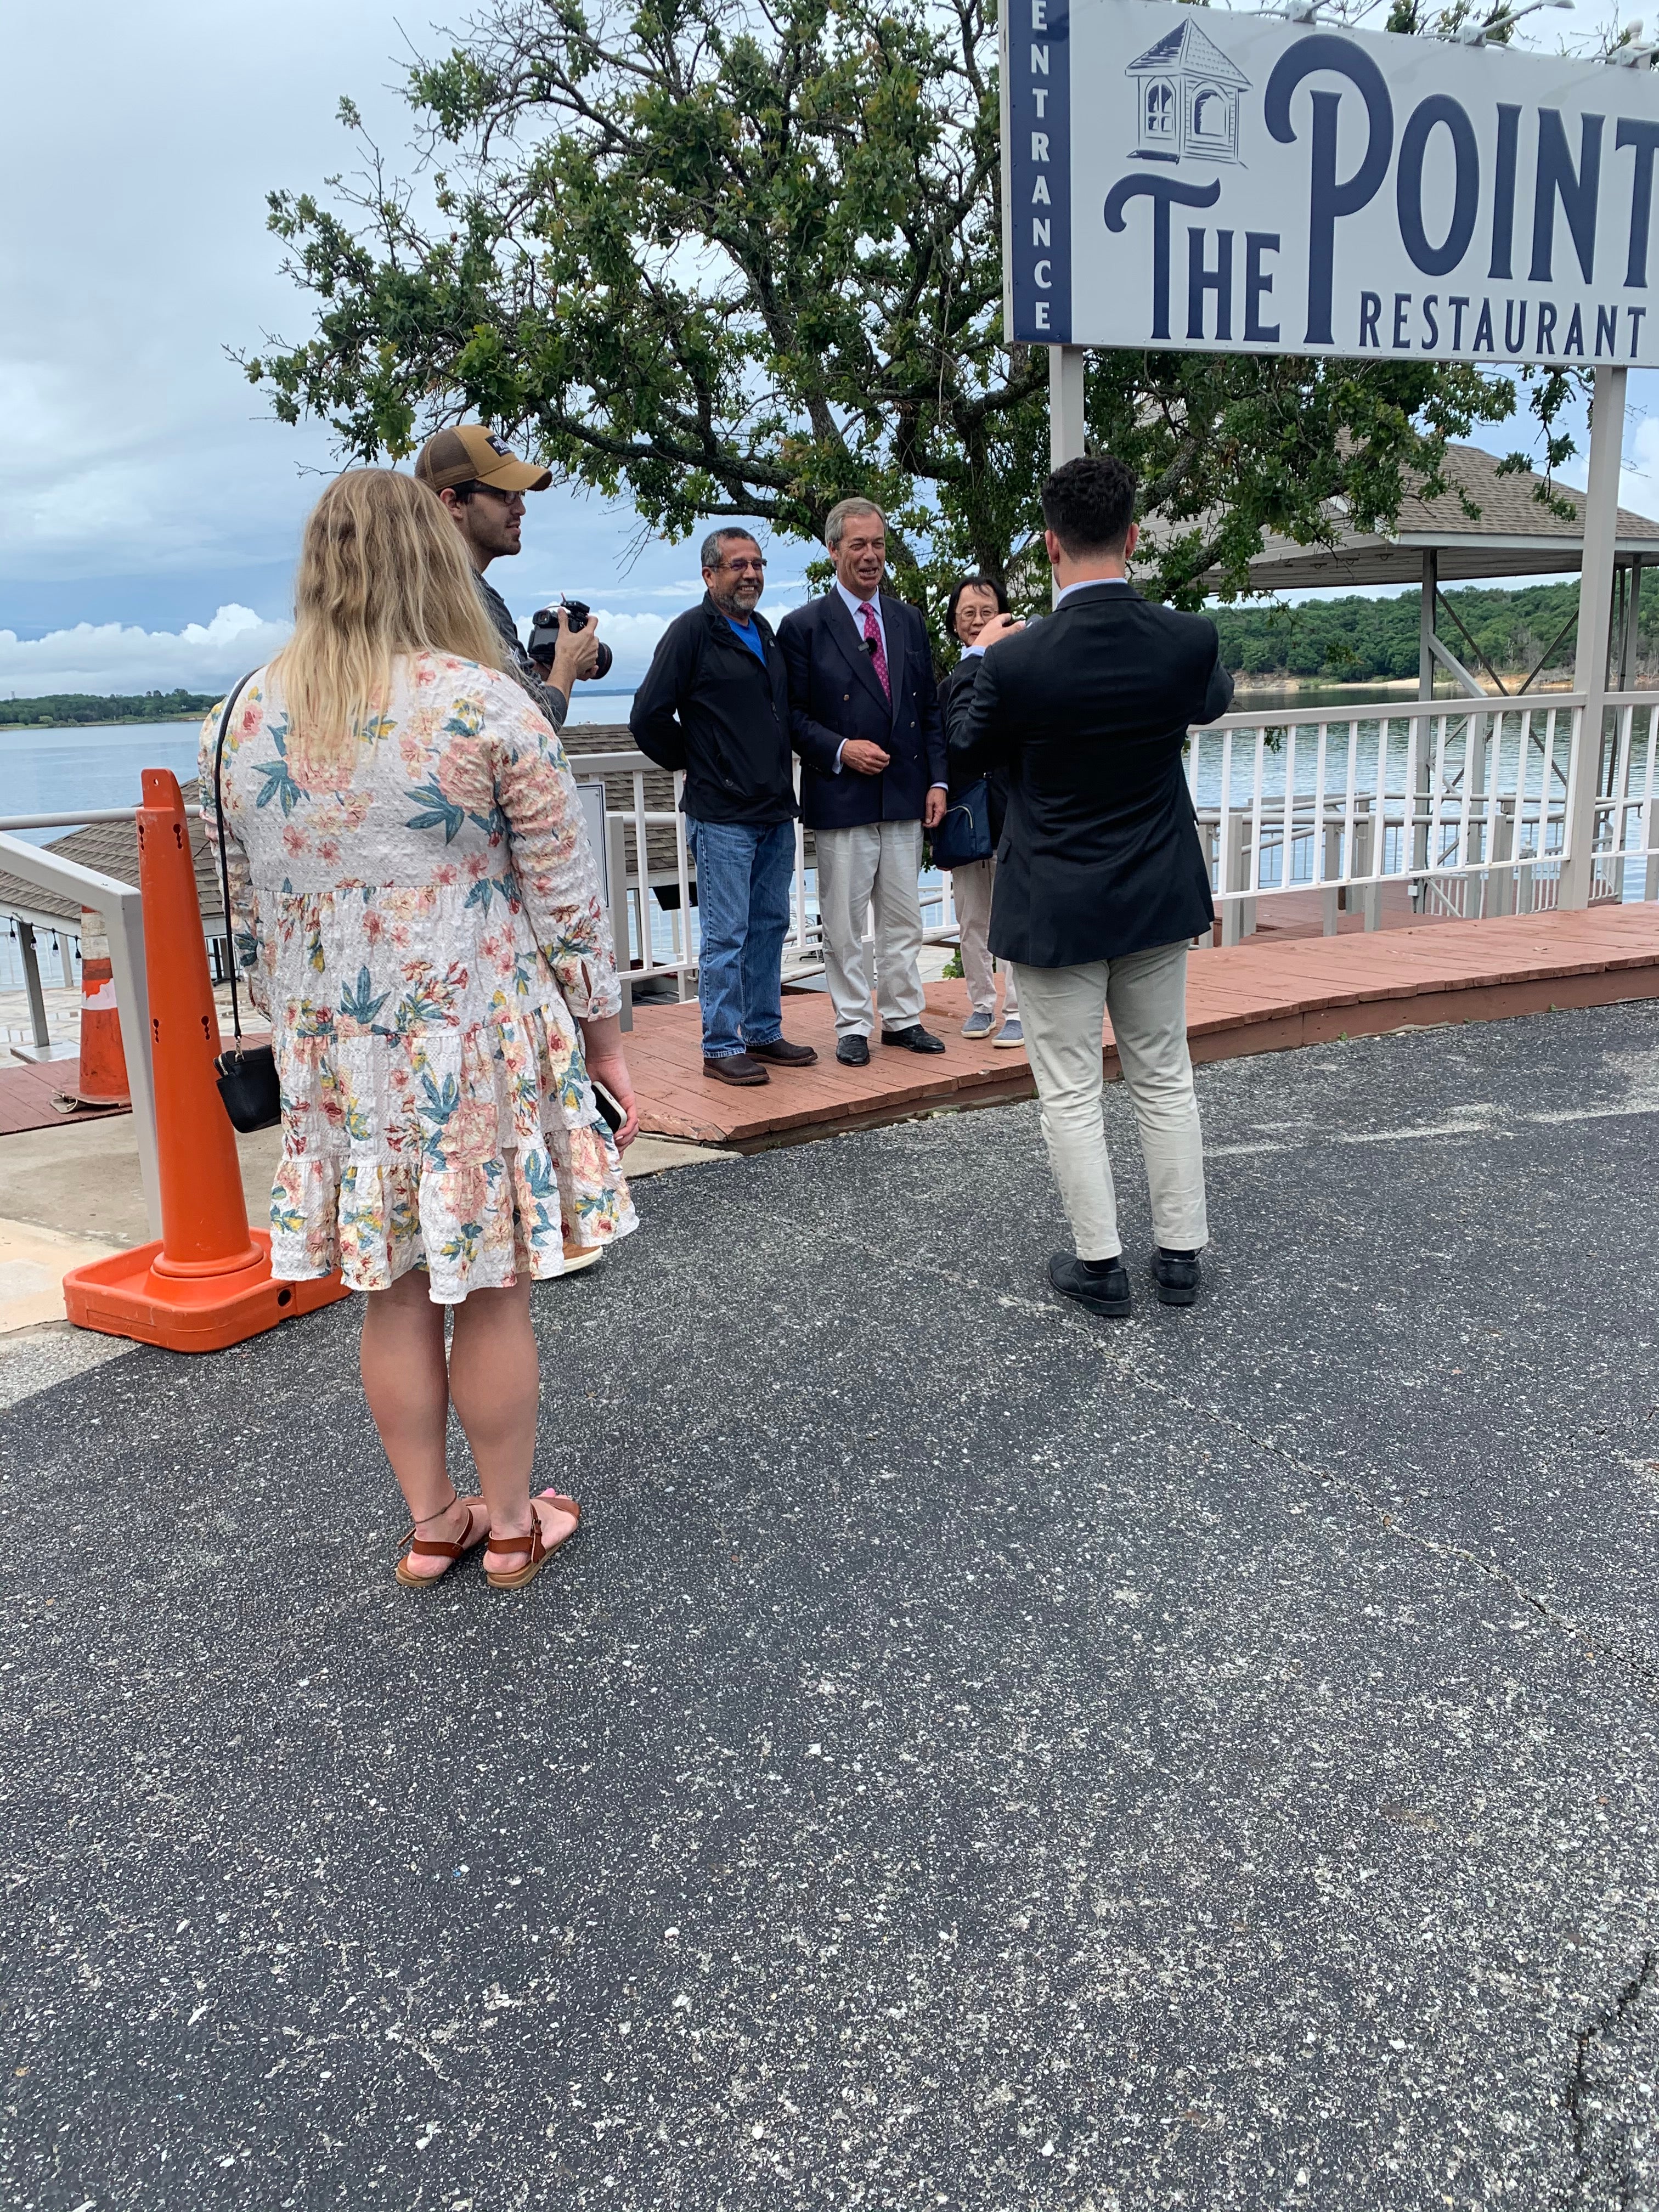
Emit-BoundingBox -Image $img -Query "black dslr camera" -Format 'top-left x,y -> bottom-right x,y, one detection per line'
528,597 -> 613,680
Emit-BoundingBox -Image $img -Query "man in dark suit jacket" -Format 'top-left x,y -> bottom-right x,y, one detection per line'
777,499 -> 949,1066
955,454 -> 1232,1319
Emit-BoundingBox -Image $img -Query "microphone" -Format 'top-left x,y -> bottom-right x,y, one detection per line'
864,636 -> 879,656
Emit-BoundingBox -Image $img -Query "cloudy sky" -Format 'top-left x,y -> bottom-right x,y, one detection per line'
0,0 -> 800,701
2,0 -> 1657,699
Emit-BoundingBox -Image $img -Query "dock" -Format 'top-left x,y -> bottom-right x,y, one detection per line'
622,904 -> 1659,1146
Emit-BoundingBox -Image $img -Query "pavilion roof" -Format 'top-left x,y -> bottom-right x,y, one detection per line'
1204,440 -> 1659,591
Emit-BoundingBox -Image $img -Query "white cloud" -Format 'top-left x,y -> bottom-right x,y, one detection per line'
0,590 -> 825,700
0,605 -> 292,699
1619,414 -> 1659,520
579,611 -> 672,682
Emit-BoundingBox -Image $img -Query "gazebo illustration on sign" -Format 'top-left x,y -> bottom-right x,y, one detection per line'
1127,21 -> 1249,165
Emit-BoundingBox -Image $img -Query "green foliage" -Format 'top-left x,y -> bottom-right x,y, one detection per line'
245,0 -> 1578,648
0,690 -> 221,729
1211,579 -> 1633,684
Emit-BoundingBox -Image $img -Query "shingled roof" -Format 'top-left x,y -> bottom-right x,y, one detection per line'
0,779 -> 223,935
1203,441 -> 1659,591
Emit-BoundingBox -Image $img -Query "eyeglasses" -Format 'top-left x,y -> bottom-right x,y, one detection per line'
723,557 -> 766,573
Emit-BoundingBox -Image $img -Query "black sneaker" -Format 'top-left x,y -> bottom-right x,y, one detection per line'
1152,1248 -> 1201,1306
1047,1252 -> 1132,1318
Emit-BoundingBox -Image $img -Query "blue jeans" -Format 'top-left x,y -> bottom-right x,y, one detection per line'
689,818 -> 795,1058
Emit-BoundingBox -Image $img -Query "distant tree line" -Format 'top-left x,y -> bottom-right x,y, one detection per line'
1212,580 -> 1658,684
0,690 -> 221,729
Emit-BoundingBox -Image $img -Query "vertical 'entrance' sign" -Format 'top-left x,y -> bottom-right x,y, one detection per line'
1000,0 -> 1659,365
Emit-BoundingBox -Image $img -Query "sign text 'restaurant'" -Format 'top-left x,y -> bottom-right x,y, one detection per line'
1000,0 -> 1659,364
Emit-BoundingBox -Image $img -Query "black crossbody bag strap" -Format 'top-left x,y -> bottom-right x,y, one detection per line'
208,673 -> 284,1135
212,670 -> 259,1054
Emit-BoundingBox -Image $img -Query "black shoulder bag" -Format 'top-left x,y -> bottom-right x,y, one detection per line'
210,672 -> 283,1133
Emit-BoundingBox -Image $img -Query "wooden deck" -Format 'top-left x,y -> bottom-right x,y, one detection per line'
7,905 -> 1656,1150
623,904 -> 1659,1149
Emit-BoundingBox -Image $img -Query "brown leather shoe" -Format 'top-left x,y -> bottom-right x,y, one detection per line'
747,1037 -> 819,1068
703,1053 -> 770,1086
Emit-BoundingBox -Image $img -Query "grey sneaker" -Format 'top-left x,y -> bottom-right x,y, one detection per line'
961,1009 -> 994,1039
993,1015 -> 1025,1049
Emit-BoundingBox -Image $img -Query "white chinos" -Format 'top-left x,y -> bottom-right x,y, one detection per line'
815,820 -> 927,1037
1012,938 -> 1206,1260
950,857 -> 1018,1020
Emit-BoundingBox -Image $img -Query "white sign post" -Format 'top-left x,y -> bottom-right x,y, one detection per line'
1002,1 -> 1651,901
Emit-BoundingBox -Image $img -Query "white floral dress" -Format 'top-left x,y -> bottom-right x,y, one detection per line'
201,651 -> 637,1301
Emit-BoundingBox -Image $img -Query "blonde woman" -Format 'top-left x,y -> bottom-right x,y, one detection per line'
202,469 -> 638,1590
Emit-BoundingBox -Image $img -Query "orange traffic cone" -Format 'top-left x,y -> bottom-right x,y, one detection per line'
59,909 -> 131,1109
62,769 -> 349,1353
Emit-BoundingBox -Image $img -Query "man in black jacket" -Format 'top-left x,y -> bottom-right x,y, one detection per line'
955,455 -> 1231,1319
777,499 -> 949,1067
631,529 -> 817,1085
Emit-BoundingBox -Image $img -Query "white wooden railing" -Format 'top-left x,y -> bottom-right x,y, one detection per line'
1184,692 -> 1658,945
4,697 -> 1655,1128
589,695 -> 1659,992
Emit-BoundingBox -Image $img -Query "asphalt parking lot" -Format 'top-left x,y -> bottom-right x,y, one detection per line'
3,1000 -> 1657,2209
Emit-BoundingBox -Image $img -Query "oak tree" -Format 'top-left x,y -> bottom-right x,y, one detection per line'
246,0 -> 1554,618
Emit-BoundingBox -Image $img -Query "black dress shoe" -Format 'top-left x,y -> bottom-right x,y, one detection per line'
1152,1248 -> 1201,1306
1048,1252 -> 1132,1317
879,1024 -> 946,1054
702,1052 -> 770,1086
835,1035 -> 871,1067
748,1036 -> 819,1068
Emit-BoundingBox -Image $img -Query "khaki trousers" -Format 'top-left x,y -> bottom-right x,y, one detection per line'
815,820 -> 926,1036
950,857 -> 1018,1019
1012,939 -> 1206,1260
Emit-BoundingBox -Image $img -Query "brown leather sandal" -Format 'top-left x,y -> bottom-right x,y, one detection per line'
394,1492 -> 489,1587
484,1489 -> 582,1589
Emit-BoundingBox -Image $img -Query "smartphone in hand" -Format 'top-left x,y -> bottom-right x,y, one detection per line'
592,1078 -> 628,1136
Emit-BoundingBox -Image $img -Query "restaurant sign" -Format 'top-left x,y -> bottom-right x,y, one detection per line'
1001,0 -> 1659,365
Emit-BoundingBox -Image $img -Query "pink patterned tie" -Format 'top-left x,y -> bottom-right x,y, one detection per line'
859,601 -> 890,700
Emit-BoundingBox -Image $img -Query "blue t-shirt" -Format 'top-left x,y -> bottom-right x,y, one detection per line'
725,615 -> 768,664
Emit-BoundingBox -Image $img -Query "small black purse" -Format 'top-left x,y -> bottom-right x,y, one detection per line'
210,672 -> 283,1135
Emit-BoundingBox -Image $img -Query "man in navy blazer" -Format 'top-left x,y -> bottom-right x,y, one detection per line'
777,499 -> 949,1065
954,454 -> 1228,1321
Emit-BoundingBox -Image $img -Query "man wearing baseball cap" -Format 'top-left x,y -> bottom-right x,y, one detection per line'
415,424 -> 598,728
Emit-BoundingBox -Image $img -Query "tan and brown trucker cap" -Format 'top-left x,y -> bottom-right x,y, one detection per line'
414,424 -> 552,494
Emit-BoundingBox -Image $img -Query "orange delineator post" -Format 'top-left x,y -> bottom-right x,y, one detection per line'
60,907 -> 131,1109
62,768 -> 349,1353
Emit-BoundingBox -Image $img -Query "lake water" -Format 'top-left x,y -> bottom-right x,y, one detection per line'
0,696 -> 644,991
5,686 -> 1644,991
0,691 -> 642,844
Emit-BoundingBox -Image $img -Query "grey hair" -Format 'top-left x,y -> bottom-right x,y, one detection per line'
700,526 -> 761,572
824,497 -> 885,550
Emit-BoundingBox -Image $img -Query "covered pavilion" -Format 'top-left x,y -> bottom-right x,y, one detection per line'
1207,439 -> 1659,697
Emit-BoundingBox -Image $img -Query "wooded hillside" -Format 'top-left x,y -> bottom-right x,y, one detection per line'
0,691 -> 219,729
1209,582 -> 1655,684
